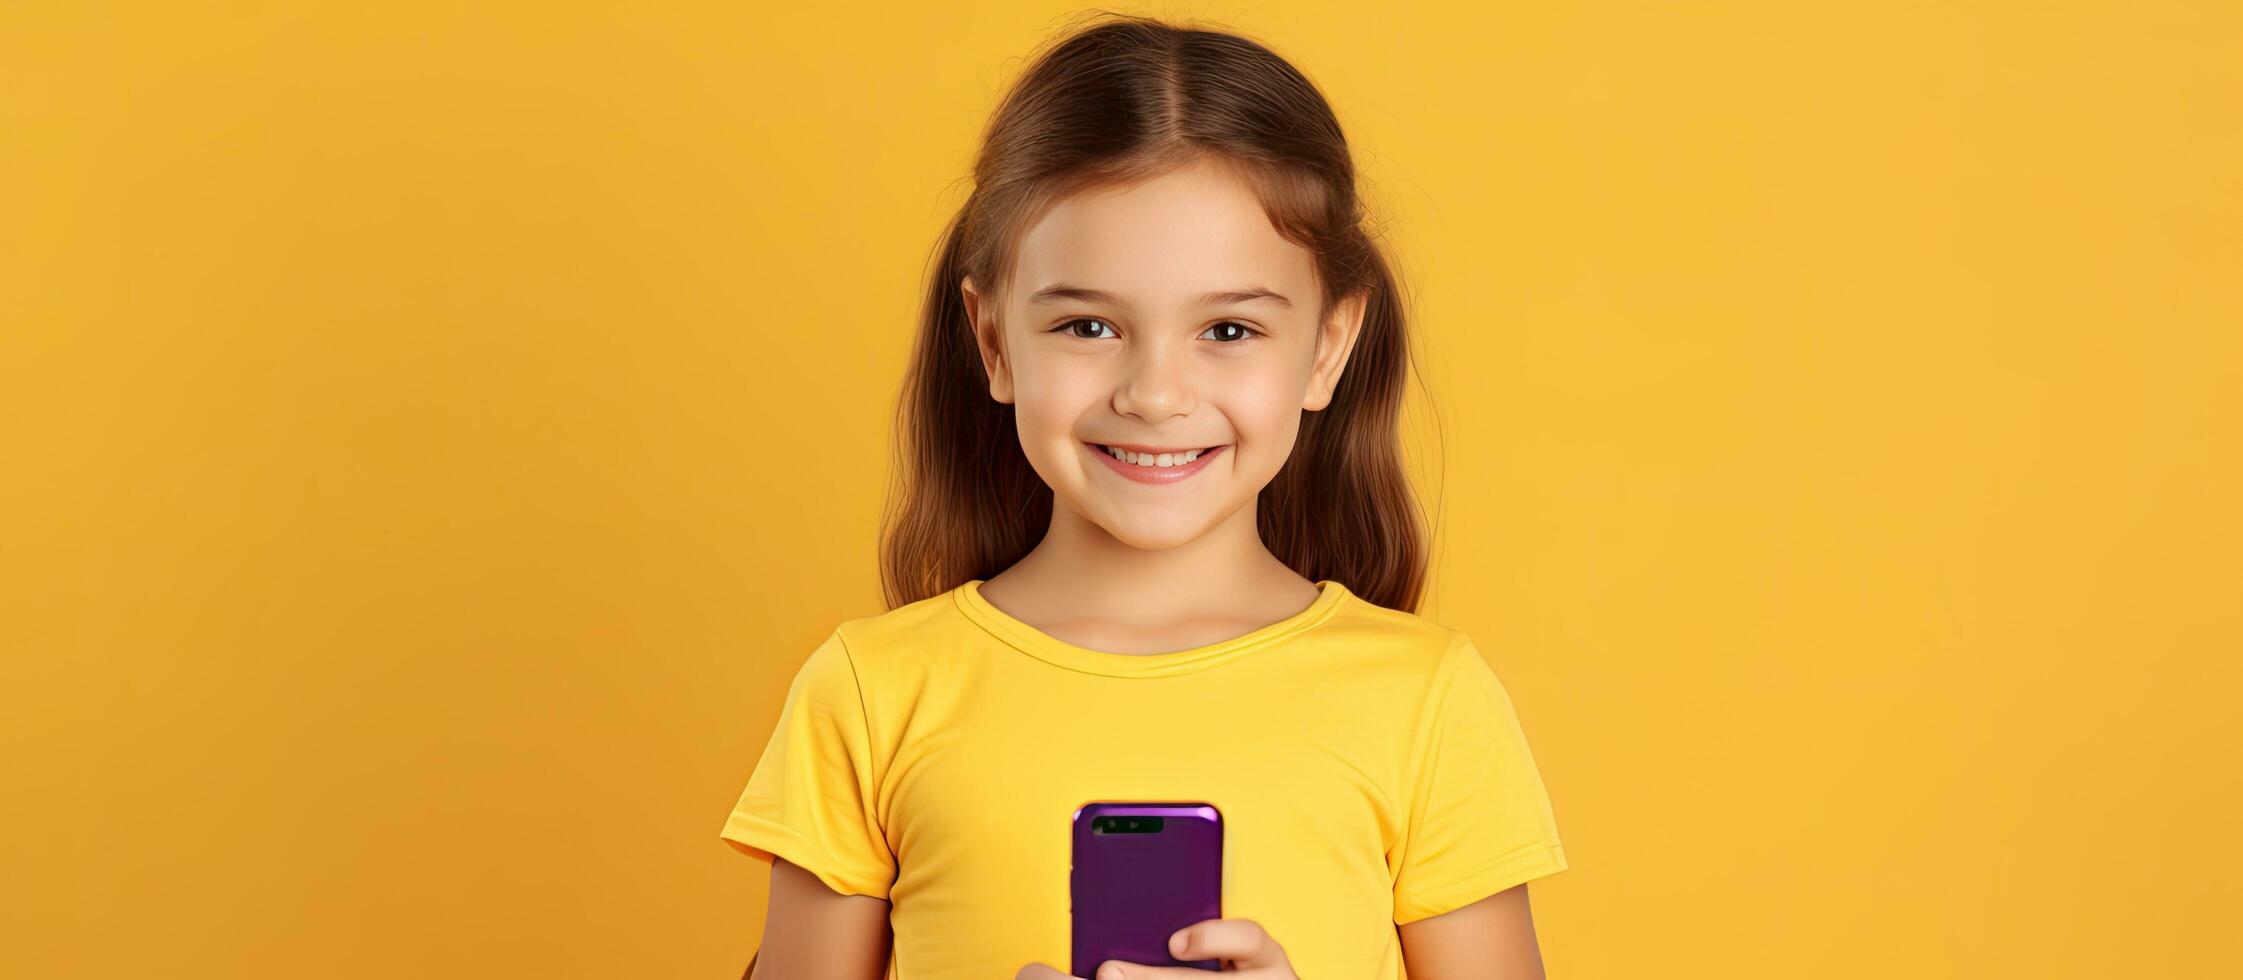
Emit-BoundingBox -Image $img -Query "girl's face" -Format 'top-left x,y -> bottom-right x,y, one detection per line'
961,158 -> 1368,550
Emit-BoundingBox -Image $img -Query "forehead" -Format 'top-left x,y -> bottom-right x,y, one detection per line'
1010,161 -> 1316,309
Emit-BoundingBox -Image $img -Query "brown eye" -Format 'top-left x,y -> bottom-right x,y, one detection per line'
1203,321 -> 1257,342
1054,317 -> 1117,339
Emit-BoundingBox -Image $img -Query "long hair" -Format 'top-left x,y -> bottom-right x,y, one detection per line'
878,11 -> 1437,613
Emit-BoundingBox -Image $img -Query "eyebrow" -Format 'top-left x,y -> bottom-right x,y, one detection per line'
1025,284 -> 1294,310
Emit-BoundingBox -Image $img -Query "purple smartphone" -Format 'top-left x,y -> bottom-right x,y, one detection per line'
1070,801 -> 1223,976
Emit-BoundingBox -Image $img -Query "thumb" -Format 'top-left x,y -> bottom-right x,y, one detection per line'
1169,918 -> 1290,970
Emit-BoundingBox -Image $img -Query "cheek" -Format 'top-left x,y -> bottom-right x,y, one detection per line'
1216,369 -> 1306,434
1006,363 -> 1101,445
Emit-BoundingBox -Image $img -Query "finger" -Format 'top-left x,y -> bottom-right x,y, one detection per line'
1093,960 -> 1216,980
1093,959 -> 1265,980
1169,918 -> 1292,969
1013,963 -> 1077,980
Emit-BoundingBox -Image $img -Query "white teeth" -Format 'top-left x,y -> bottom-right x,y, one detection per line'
1101,444 -> 1207,467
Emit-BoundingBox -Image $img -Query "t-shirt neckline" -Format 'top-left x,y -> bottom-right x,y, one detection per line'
952,577 -> 1352,678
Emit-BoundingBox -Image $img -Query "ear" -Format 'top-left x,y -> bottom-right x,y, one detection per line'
1303,288 -> 1370,412
961,275 -> 1013,404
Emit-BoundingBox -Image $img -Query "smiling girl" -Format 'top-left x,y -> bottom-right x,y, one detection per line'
721,13 -> 1568,979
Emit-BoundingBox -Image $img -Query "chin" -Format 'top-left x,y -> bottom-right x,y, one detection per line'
1103,528 -> 1203,552
1088,508 -> 1223,551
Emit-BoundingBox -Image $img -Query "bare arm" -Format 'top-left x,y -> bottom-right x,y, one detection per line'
744,856 -> 892,980
1396,883 -> 1548,980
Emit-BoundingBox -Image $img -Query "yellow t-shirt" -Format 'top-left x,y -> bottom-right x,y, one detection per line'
719,578 -> 1568,978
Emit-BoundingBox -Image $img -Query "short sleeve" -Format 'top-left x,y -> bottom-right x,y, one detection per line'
718,628 -> 897,900
1390,634 -> 1569,925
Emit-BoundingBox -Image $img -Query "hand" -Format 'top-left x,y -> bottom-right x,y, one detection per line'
1014,917 -> 1300,979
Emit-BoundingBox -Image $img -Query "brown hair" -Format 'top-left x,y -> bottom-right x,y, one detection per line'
877,11 -> 1438,613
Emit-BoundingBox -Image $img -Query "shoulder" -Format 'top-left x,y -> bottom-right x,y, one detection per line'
1310,587 -> 1489,699
831,582 -> 965,648
1330,588 -> 1474,663
818,583 -> 984,690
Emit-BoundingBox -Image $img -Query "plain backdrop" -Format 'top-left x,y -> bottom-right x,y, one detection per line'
2,2 -> 2237,977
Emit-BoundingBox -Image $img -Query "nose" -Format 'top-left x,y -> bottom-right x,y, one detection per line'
1111,334 -> 1199,424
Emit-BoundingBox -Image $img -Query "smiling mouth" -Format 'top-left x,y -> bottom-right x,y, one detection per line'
1086,442 -> 1226,457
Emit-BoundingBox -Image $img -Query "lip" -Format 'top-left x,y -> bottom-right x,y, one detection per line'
1083,441 -> 1227,484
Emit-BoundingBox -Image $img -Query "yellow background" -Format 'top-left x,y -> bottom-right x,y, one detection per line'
3,2 -> 2236,977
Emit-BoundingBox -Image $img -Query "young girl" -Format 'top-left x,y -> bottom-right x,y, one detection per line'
721,13 -> 1567,979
